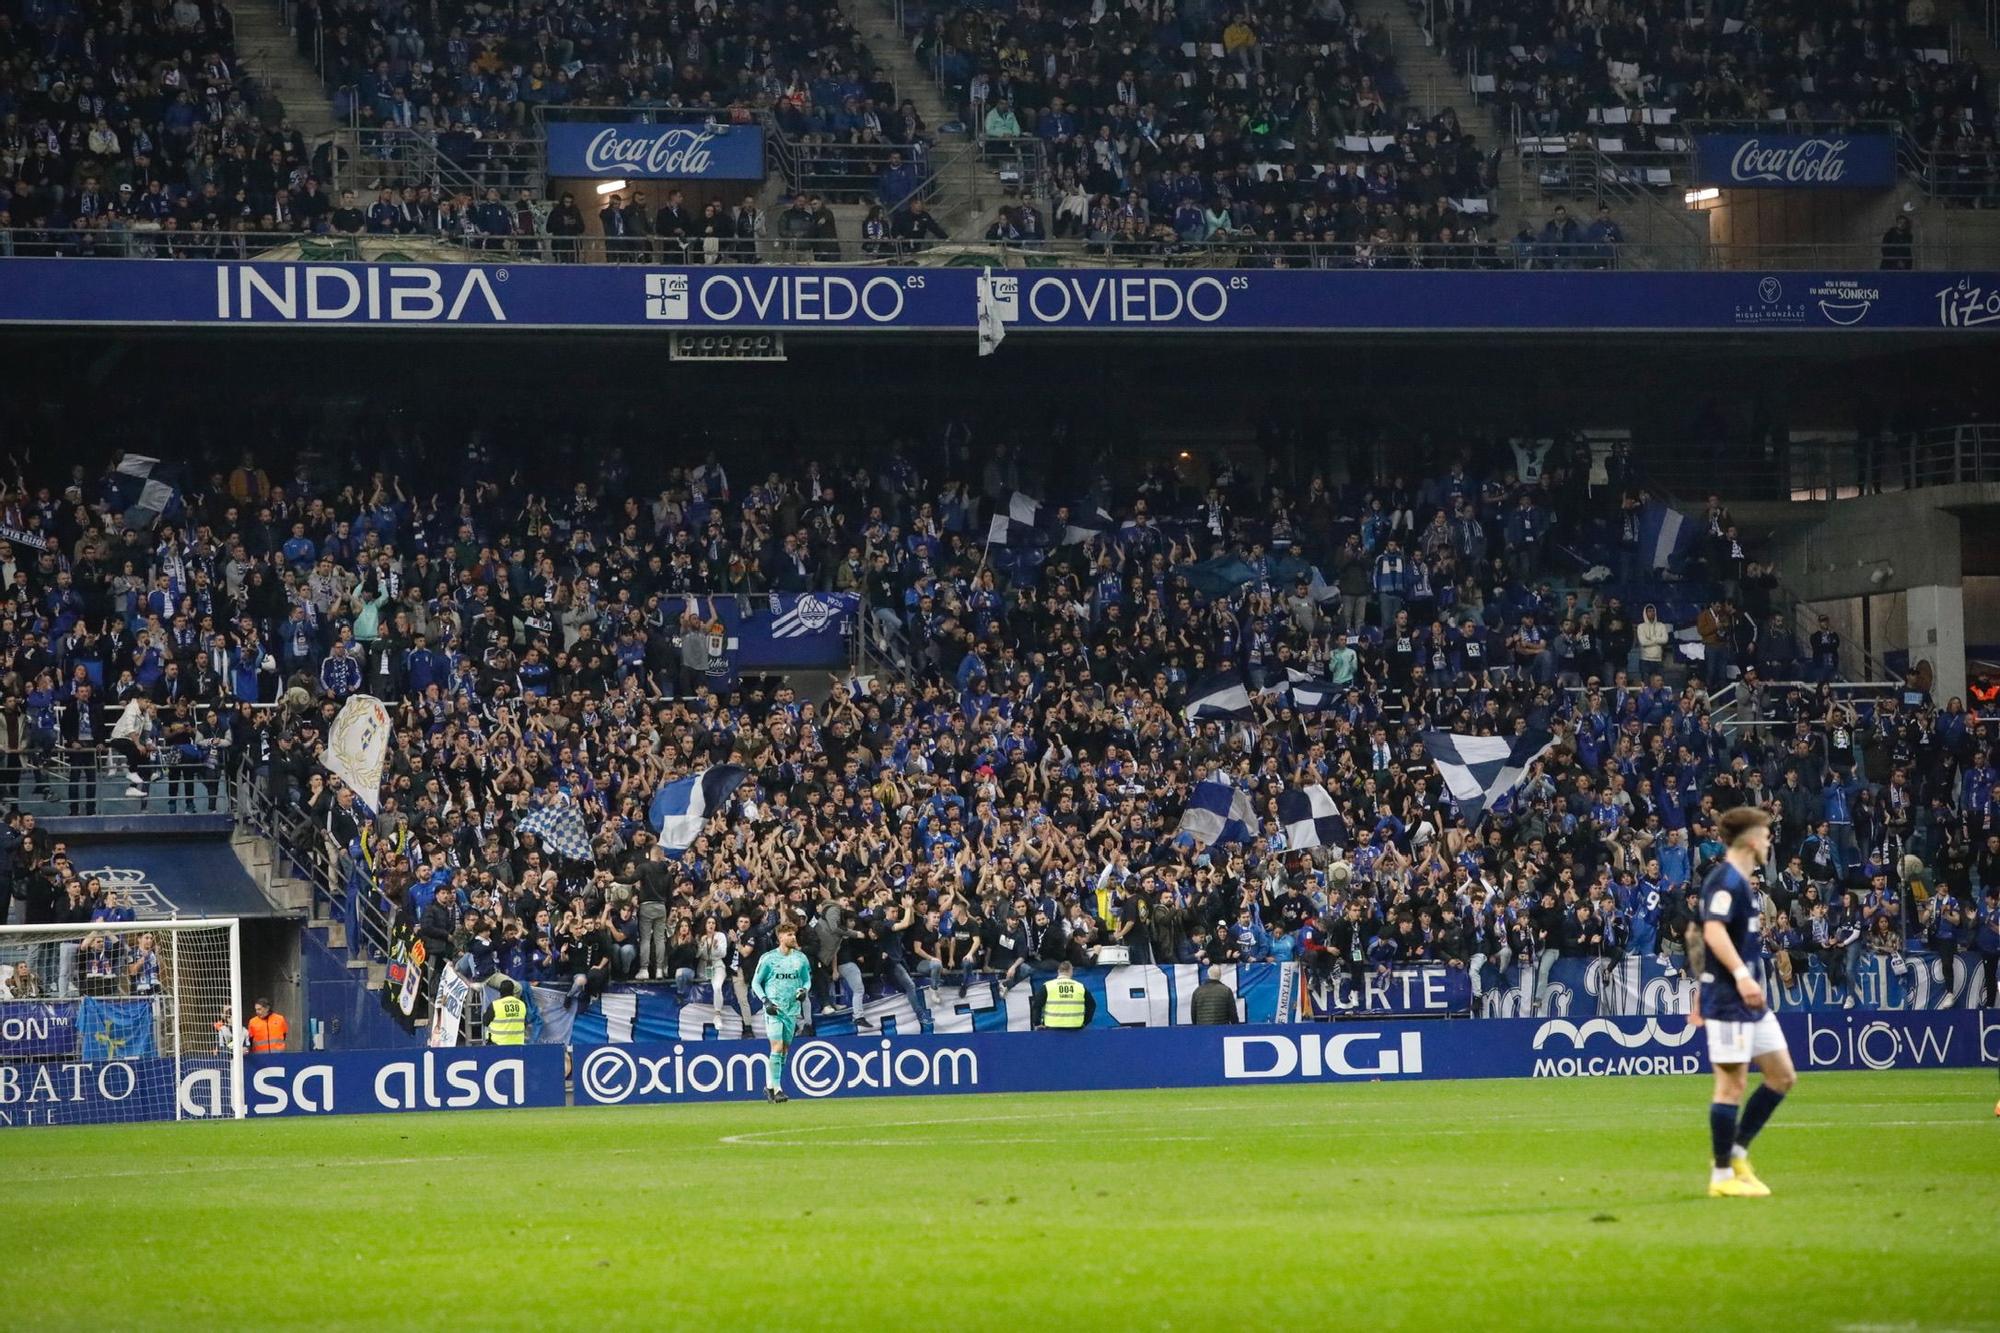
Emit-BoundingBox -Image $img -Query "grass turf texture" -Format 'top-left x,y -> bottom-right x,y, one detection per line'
4,1070 -> 1992,1331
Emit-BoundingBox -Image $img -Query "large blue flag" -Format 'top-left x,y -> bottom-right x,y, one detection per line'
78,997 -> 158,1061
1638,501 -> 1696,570
651,765 -> 749,851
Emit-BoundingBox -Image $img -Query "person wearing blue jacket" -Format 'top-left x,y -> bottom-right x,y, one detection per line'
1975,889 -> 2000,1008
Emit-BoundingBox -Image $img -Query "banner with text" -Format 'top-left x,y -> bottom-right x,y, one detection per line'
5,261 -> 1999,332
1693,134 -> 1897,189
4,1013 -> 1990,1125
1475,952 -> 1989,1019
546,122 -> 765,180
0,1000 -> 80,1060
564,962 -> 1286,1044
571,1010 -> 1997,1108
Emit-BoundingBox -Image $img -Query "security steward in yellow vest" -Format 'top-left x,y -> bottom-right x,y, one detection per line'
484,977 -> 529,1045
1034,962 -> 1095,1030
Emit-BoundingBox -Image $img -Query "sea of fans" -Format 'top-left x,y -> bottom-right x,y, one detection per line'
0,436 -> 1994,1021
1440,0 -> 1994,167
916,0 -> 1506,252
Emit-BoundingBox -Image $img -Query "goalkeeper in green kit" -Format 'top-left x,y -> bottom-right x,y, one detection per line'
751,923 -> 813,1103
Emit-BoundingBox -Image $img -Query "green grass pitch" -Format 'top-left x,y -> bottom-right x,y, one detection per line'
4,1070 -> 1993,1331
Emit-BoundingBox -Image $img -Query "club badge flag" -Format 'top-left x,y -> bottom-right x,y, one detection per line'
651,764 -> 749,851
322,693 -> 390,812
1421,729 -> 1555,824
78,997 -> 158,1061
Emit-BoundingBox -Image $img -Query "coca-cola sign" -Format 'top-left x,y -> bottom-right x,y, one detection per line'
1693,133 -> 1895,190
546,121 -> 766,181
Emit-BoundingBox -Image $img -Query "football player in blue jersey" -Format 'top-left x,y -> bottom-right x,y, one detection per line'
1698,806 -> 1797,1198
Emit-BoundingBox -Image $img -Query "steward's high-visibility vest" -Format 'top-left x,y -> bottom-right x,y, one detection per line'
1043,977 -> 1088,1029
247,1012 -> 288,1054
488,994 -> 528,1045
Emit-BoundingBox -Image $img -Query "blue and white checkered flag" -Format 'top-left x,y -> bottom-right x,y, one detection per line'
1176,777 -> 1256,846
519,799 -> 592,862
1276,784 -> 1347,851
1420,729 -> 1555,825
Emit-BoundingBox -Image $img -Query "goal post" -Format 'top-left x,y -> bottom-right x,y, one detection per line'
0,917 -> 243,1125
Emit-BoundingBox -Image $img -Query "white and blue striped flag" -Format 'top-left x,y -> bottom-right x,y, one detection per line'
1420,729 -> 1555,825
650,764 -> 749,851
1638,501 -> 1696,570
1176,777 -> 1257,846
1183,668 -> 1255,723
1276,784 -> 1347,851
1283,667 -> 1341,711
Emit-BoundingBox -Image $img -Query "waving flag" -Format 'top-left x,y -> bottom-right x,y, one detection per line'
976,268 -> 1008,357
106,454 -> 186,529
1283,668 -> 1341,711
1176,777 -> 1257,846
1183,669 -> 1255,723
1638,501 -> 1697,570
79,997 -> 158,1061
1421,729 -> 1555,825
519,798 -> 593,862
321,694 -> 390,812
651,764 -> 749,851
1277,784 -> 1348,851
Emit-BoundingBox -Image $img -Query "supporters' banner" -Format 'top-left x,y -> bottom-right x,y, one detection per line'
1692,134 -> 1896,189
0,524 -> 50,552
321,693 -> 389,811
6,262 -> 2000,333
429,969 -> 470,1047
1303,965 -> 1473,1017
566,962 -> 1286,1044
1476,951 -> 1987,1019
77,997 -> 157,1061
0,1000 -> 79,1060
545,122 -> 765,180
571,1010 -> 1997,1108
723,593 -> 857,670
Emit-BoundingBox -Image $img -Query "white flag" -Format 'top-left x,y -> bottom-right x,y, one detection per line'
976,268 -> 1007,357
321,694 -> 390,812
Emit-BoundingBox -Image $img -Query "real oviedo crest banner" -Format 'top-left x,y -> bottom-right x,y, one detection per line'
1692,134 -> 1896,189
322,693 -> 390,812
545,122 -> 766,180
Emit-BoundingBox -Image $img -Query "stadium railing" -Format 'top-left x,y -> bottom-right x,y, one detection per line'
5,750 -> 241,824
7,228 -> 1998,271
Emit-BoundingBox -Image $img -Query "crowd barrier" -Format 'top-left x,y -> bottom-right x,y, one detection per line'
3,1011 -> 1991,1127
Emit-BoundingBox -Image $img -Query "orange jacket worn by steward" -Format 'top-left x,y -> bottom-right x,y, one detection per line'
247,1012 -> 289,1055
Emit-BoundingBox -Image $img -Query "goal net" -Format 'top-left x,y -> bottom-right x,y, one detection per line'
0,918 -> 242,1127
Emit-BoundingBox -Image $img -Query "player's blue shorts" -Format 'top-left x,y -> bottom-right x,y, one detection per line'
764,1005 -> 801,1044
